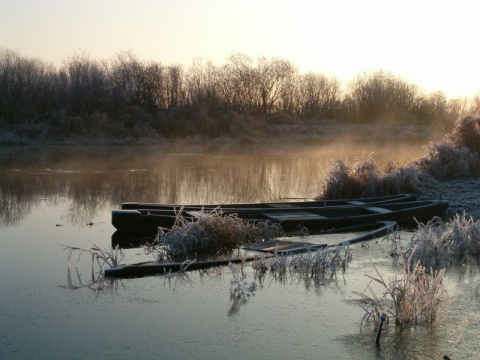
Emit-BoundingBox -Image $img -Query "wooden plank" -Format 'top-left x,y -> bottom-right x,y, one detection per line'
261,244 -> 326,253
261,211 -> 327,221
268,204 -> 301,208
105,256 -> 261,278
243,240 -> 326,254
346,200 -> 366,205
365,206 -> 393,214
242,240 -> 284,250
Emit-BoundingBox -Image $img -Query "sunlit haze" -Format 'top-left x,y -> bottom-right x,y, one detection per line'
1,0 -> 479,97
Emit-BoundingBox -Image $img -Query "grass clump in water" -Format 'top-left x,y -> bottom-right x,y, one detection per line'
290,245 -> 351,278
406,213 -> 480,269
251,245 -> 352,284
147,208 -> 285,260
354,211 -> 480,329
353,259 -> 446,327
62,244 -> 124,292
64,244 -> 124,271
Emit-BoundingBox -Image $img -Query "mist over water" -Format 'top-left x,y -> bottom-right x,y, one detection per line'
0,142 -> 429,227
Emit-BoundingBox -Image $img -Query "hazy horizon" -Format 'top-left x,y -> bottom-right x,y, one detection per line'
1,0 -> 479,98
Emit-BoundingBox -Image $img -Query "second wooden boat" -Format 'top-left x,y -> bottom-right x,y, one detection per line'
111,200 -> 448,235
121,193 -> 416,211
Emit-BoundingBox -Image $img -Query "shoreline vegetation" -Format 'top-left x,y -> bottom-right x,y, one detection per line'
318,116 -> 480,219
1,47 -> 479,145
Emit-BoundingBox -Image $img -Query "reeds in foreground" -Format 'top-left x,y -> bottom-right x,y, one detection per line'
290,245 -> 351,278
63,244 -> 124,272
228,261 -> 257,300
353,260 -> 446,327
250,245 -> 351,282
407,213 -> 480,269
62,244 -> 125,292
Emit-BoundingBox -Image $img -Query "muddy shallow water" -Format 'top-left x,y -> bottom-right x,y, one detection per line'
1,145 -> 479,359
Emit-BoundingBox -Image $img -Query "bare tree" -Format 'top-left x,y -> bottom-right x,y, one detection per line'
58,51 -> 107,115
296,72 -> 340,119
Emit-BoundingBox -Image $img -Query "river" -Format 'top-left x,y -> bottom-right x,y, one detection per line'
1,144 -> 478,359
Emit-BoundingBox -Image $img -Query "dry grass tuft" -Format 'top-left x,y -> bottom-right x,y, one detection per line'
251,245 -> 352,282
416,142 -> 480,179
351,213 -> 478,328
353,260 -> 446,327
406,213 -> 480,268
147,208 -> 285,260
449,115 -> 480,153
61,244 -> 124,292
416,116 -> 480,179
319,116 -> 480,199
321,153 -> 381,199
290,245 -> 351,278
320,153 -> 428,199
63,244 -> 124,271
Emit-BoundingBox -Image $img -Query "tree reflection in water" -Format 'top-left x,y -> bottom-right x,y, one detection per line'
0,144 -> 423,227
0,146 -> 328,227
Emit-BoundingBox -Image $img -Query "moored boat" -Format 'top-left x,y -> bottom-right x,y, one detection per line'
111,200 -> 448,235
121,193 -> 416,211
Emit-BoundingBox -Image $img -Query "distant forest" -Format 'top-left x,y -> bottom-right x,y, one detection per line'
1,47 -> 479,143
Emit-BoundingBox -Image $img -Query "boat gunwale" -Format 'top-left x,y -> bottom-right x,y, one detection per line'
120,194 -> 417,211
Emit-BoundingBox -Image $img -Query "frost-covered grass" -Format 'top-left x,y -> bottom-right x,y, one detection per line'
64,244 -> 124,271
353,211 -> 480,328
319,116 -> 480,199
406,213 -> 480,269
319,152 -> 430,199
62,244 -> 125,292
353,260 -> 446,327
146,208 -> 285,260
250,245 -> 352,282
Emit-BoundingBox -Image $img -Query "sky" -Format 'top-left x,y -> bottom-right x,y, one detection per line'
1,0 -> 479,98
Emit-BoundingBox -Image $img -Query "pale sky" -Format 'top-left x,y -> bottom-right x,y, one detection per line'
1,0 -> 479,97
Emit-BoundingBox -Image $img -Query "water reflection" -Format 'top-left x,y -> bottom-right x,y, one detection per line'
340,323 -> 446,359
0,145 -> 424,228
0,147 -> 331,227
64,267 -> 124,297
4,144 -> 479,360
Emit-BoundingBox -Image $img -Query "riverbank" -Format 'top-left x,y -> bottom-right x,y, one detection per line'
0,121 -> 447,148
419,177 -> 480,220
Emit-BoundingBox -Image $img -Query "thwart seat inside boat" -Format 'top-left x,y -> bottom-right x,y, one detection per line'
364,206 -> 392,214
345,200 -> 366,205
261,211 -> 327,220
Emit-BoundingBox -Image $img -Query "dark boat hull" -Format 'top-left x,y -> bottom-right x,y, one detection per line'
121,194 -> 416,211
112,200 -> 449,236
105,256 -> 256,278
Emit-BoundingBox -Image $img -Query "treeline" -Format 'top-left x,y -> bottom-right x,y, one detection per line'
1,47 -> 479,140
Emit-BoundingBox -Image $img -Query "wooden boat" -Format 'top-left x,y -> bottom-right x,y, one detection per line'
111,200 -> 448,235
121,193 -> 416,211
105,256 -> 257,278
105,221 -> 397,278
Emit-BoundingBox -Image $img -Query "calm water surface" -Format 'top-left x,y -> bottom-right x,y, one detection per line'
1,144 -> 478,359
